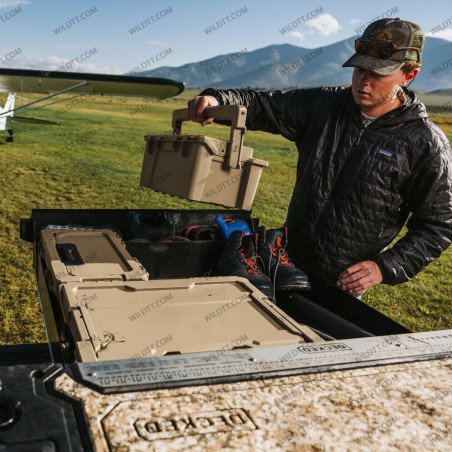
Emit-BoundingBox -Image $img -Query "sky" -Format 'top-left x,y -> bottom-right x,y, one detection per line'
0,0 -> 451,74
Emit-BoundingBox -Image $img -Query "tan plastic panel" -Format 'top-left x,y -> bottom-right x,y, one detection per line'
60,277 -> 321,362
41,228 -> 149,294
140,106 -> 268,211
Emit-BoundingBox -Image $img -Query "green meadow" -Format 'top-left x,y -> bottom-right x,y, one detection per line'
0,88 -> 450,345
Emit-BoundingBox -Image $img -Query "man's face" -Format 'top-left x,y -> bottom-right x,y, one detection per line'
351,67 -> 406,109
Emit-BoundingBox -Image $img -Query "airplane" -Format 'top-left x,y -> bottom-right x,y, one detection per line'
0,67 -> 184,142
0,72 -> 450,451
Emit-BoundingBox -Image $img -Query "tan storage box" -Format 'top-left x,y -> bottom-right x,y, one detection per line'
59,277 -> 321,362
41,228 -> 149,294
140,105 -> 268,210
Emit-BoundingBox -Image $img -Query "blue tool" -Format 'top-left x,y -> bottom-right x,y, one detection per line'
215,214 -> 251,239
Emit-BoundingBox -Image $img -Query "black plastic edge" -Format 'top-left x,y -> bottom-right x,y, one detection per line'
0,343 -> 51,365
0,67 -> 185,96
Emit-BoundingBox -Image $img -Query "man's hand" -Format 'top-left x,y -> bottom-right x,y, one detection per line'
188,95 -> 219,126
337,261 -> 382,294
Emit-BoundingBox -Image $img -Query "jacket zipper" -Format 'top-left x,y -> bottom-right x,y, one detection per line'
311,126 -> 366,237
354,127 -> 365,146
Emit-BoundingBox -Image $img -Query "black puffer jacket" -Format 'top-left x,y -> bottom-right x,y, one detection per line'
200,86 -> 452,285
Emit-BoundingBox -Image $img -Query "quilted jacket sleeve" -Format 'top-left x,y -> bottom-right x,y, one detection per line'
372,144 -> 452,285
199,87 -> 323,142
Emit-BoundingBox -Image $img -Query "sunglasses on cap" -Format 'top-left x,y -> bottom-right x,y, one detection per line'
355,38 -> 421,62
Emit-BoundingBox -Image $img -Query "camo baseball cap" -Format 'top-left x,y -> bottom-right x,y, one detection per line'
343,18 -> 424,75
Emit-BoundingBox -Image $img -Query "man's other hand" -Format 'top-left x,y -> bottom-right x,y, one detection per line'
337,261 -> 383,294
188,95 -> 219,126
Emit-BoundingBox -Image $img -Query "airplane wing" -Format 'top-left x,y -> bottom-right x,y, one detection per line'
0,68 -> 184,98
0,68 -> 185,132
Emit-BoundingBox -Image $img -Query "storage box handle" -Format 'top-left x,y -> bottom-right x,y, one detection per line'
172,105 -> 247,169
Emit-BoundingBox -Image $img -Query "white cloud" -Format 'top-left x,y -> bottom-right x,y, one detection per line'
68,63 -> 120,74
284,13 -> 343,42
0,0 -> 28,9
349,18 -> 361,25
6,54 -> 121,74
426,29 -> 452,41
307,13 -> 342,37
287,31 -> 304,40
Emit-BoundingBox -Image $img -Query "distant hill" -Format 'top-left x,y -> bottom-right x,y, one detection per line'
135,37 -> 452,91
427,88 -> 452,96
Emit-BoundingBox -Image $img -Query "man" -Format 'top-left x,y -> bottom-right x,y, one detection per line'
188,18 -> 452,296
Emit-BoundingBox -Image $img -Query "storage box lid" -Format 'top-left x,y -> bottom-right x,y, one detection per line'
144,134 -> 228,158
41,228 -> 149,292
143,134 -> 268,166
61,277 -> 321,362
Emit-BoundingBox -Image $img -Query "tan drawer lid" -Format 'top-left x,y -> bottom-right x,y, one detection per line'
40,228 -> 149,293
61,277 -> 321,362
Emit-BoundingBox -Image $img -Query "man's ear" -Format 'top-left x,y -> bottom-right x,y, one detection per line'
402,68 -> 420,85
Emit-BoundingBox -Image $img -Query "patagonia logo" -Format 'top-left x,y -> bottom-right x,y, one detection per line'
377,147 -> 395,158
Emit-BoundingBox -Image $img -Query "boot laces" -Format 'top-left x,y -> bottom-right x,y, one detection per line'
271,236 -> 292,266
269,236 -> 291,304
239,246 -> 259,274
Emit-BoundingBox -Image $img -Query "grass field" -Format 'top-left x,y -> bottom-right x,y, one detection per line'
0,88 -> 451,345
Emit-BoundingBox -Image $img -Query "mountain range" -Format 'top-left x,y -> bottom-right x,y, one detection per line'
136,37 -> 452,91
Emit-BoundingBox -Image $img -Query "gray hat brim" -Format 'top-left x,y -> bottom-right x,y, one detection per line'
342,53 -> 405,76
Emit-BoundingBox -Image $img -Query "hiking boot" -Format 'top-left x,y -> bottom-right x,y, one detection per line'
213,230 -> 273,299
256,226 -> 310,290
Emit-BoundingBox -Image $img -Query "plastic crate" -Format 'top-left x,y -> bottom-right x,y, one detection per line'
140,105 -> 268,210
